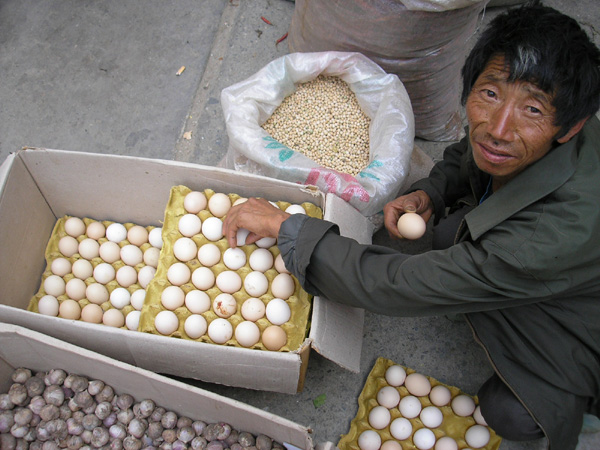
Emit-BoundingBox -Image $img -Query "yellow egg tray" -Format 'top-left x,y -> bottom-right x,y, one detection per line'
338,357 -> 502,450
138,185 -> 323,352
28,216 -> 159,327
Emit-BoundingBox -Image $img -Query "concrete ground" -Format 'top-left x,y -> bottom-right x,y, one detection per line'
1,0 -> 599,449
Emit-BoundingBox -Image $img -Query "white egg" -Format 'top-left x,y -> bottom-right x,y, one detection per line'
390,417 -> 412,440
167,262 -> 191,286
216,271 -> 242,294
271,273 -> 295,299
429,384 -> 452,407
234,321 -> 261,347
398,395 -> 422,419
127,225 -> 149,246
420,405 -> 443,428
197,243 -> 221,266
59,299 -> 81,320
357,430 -> 381,450
51,258 -> 72,277
465,425 -> 490,448
155,310 -> 179,335
241,297 -> 266,321
106,223 -> 128,243
233,197 -> 247,206
213,293 -> 237,318
125,310 -> 141,331
243,271 -> 269,297
64,217 -> 86,237
376,386 -> 400,409
265,298 -> 291,325
274,253 -> 290,274
413,428 -> 436,450
208,192 -> 231,217
256,236 -> 277,248
249,248 -> 273,272
58,236 -> 79,257
473,405 -> 488,426
137,265 -> 156,288
397,212 -> 427,240
72,259 -> 93,280
451,394 -> 476,417
149,227 -> 163,248
65,278 -> 86,301
173,237 -> 198,262
161,285 -> 185,310
434,437 -> 458,450
207,318 -> 233,344
44,275 -> 66,297
120,244 -> 144,266
184,191 -> 208,214
368,405 -> 391,430
86,283 -> 109,305
184,314 -> 208,339
143,247 -> 160,268
178,214 -> 202,237
202,217 -> 224,241
405,372 -> 432,396
130,289 -> 146,310
116,265 -> 138,288
86,221 -> 106,240
38,295 -> 59,316
191,267 -> 216,290
223,248 -> 247,270
236,228 -> 250,246
110,287 -> 131,309
285,204 -> 306,215
78,238 -> 100,260
99,241 -> 121,263
185,290 -> 211,314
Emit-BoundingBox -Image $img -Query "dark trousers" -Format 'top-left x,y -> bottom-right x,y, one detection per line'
433,207 -> 545,441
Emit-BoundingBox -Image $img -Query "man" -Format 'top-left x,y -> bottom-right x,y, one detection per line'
223,3 -> 600,448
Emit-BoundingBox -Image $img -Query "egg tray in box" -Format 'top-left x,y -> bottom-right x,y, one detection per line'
28,216 -> 159,328
338,357 -> 502,450
138,185 -> 322,352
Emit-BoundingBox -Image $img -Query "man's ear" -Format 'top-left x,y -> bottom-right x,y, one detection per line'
557,117 -> 589,143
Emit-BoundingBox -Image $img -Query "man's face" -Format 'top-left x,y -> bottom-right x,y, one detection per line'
465,55 -> 563,188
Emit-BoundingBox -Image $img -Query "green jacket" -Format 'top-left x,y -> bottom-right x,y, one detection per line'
278,116 -> 600,449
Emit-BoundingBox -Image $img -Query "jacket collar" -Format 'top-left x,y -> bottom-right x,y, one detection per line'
464,133 -> 581,240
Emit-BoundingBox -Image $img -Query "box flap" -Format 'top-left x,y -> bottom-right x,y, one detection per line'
308,194 -> 371,372
0,324 -> 314,449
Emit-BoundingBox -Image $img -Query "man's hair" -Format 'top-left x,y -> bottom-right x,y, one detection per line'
461,1 -> 600,138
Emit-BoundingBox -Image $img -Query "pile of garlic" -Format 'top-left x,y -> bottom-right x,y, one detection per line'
0,367 -> 284,450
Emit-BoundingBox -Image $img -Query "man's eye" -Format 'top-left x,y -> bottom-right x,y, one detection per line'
527,106 -> 541,114
484,89 -> 496,98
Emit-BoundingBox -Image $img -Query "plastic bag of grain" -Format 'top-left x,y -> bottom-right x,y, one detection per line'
220,51 -> 415,218
288,0 -> 489,142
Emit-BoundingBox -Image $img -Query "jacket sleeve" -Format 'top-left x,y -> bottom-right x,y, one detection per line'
279,214 -> 551,317
408,136 -> 475,223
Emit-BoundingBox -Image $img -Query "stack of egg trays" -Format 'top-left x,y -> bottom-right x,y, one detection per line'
28,217 -> 160,329
338,357 -> 502,450
138,185 -> 323,352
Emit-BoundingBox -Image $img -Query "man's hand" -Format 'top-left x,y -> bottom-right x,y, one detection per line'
383,190 -> 433,239
222,197 -> 290,248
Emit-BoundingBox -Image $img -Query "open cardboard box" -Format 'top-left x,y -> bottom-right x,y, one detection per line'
0,323 -> 319,449
0,148 -> 372,394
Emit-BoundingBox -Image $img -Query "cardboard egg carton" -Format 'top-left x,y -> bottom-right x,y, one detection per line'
0,148 -> 372,393
339,357 -> 502,450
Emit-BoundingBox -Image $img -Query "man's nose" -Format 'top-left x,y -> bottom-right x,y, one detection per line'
488,103 -> 515,142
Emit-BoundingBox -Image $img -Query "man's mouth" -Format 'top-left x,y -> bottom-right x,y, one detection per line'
476,142 -> 513,164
